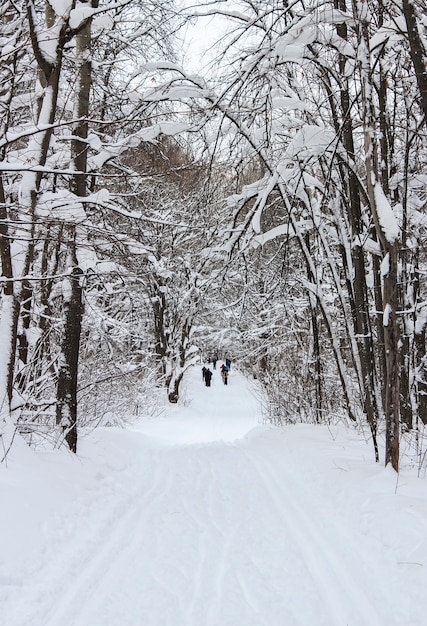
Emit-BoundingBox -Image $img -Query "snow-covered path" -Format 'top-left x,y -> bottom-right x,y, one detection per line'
2,366 -> 427,625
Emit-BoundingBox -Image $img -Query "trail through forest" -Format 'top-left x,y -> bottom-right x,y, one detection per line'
1,366 -> 427,625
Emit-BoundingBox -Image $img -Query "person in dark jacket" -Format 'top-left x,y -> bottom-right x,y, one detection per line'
204,368 -> 213,387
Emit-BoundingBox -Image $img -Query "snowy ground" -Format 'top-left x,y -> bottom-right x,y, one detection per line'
1,365 -> 427,625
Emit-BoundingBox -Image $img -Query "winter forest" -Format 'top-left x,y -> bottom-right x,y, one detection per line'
1,1 -> 427,624
1,0 -> 427,470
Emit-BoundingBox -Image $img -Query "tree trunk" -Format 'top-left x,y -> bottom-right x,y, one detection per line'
305,232 -> 322,422
56,260 -> 83,453
357,3 -> 401,470
414,324 -> 427,425
335,0 -> 380,453
402,0 -> 427,123
0,177 -> 18,406
56,1 -> 96,451
0,4 -> 22,410
382,248 -> 401,469
71,0 -> 98,196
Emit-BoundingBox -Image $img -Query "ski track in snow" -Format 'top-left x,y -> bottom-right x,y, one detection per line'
2,366 -> 426,625
42,456 -> 169,626
245,449 -> 383,626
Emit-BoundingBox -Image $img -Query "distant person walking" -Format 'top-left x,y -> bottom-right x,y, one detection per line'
202,366 -> 207,381
204,368 -> 213,387
220,363 -> 229,385
225,357 -> 231,370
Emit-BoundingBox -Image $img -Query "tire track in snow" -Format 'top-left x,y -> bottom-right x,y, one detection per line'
245,448 -> 384,626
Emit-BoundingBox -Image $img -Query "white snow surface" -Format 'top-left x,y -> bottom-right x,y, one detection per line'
1,366 -> 427,625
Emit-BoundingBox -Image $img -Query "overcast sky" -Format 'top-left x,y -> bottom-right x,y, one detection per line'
179,1 -> 236,73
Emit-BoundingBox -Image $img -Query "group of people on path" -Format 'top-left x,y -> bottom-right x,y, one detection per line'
202,357 -> 231,387
202,366 -> 213,386
206,355 -> 218,369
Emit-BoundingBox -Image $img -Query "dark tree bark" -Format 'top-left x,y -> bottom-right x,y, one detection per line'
305,232 -> 322,422
56,0 -> 96,450
382,247 -> 400,469
415,326 -> 427,426
0,177 -> 18,404
356,1 -> 401,469
0,5 -> 22,405
56,262 -> 83,453
71,0 -> 98,196
402,0 -> 427,123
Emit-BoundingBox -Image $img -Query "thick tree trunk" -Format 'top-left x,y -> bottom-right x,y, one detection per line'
71,0 -> 98,196
56,262 -> 83,453
56,1 -> 96,451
